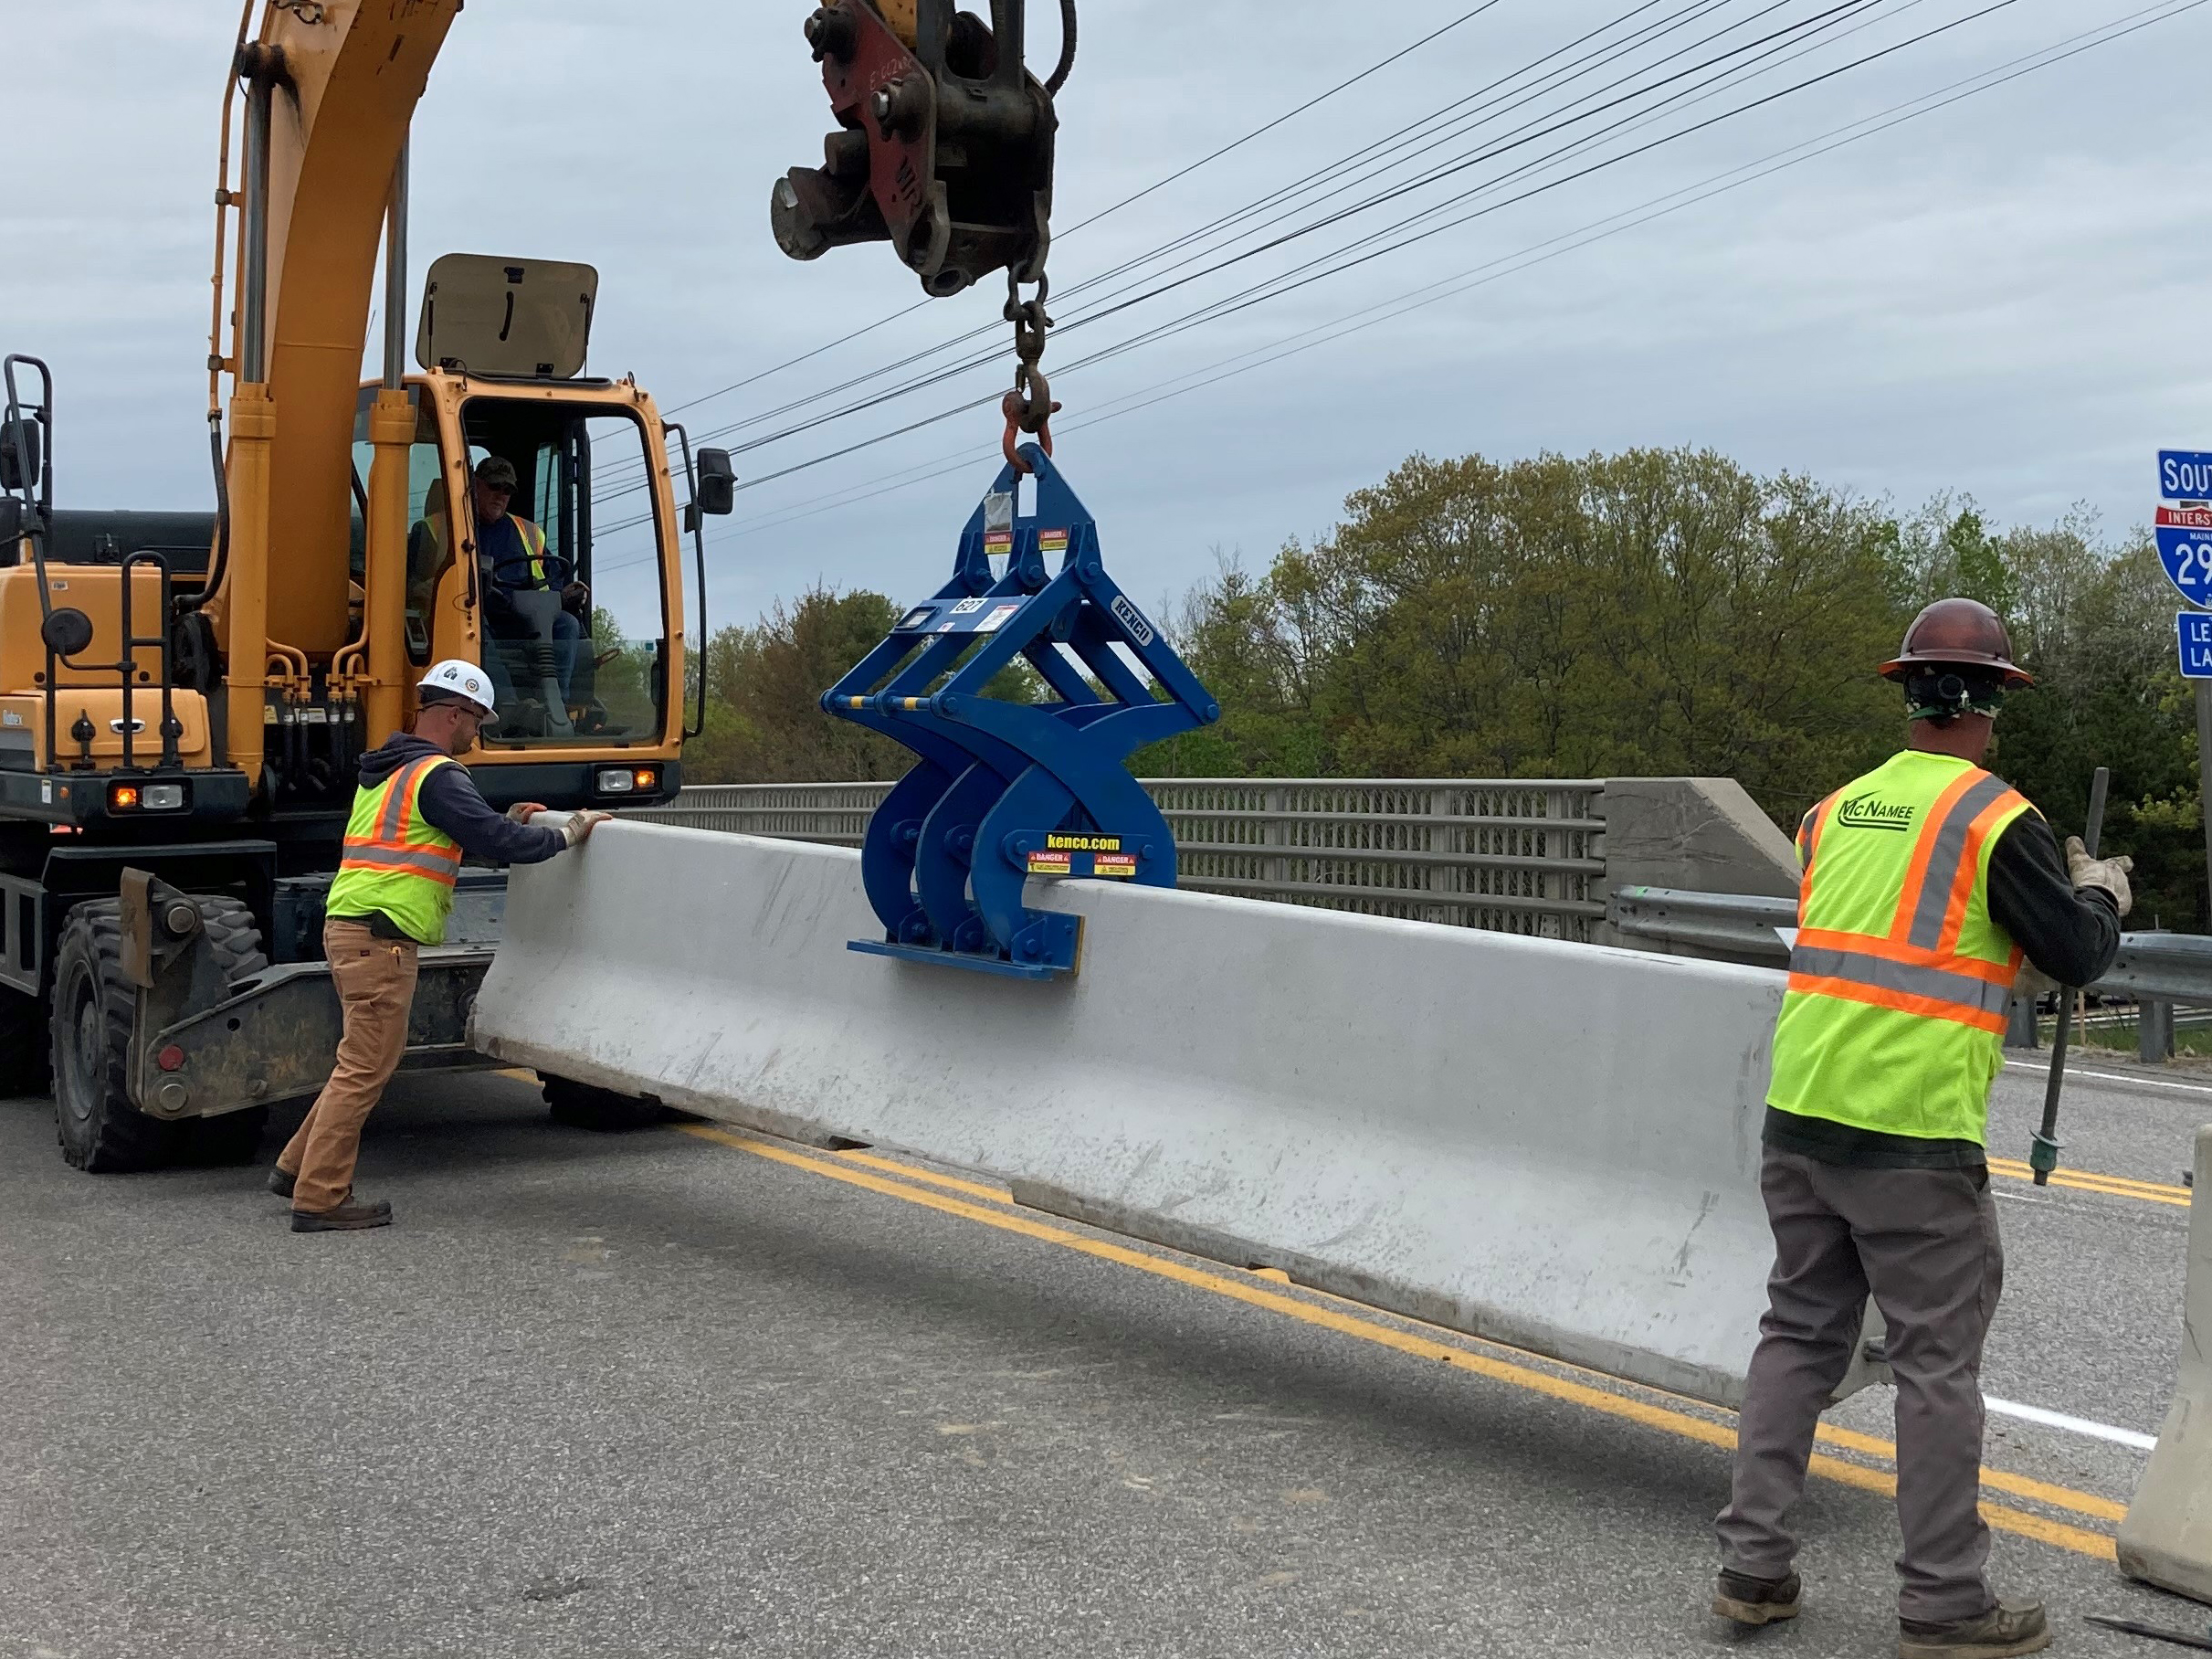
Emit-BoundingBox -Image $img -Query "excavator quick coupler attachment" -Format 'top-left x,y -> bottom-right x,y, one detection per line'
774,0 -> 1057,296
822,448 -> 1219,977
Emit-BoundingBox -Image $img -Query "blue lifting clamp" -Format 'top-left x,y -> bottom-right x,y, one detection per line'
821,444 -> 1221,978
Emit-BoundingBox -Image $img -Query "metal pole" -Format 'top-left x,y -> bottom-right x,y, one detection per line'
383,138 -> 409,389
2196,680 -> 2212,920
2032,765 -> 2111,1186
239,76 -> 272,386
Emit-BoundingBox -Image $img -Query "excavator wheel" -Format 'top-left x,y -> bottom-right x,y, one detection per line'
51,902 -> 180,1173
543,1074 -> 666,1134
51,896 -> 272,1172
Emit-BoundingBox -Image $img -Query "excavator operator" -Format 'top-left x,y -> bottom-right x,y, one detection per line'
472,456 -> 588,711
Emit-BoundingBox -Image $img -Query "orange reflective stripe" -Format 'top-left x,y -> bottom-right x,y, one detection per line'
518,517 -> 547,586
1933,787 -> 2029,956
1796,792 -> 1839,924
353,758 -> 450,852
1889,766 -> 1986,940
1794,926 -> 2017,985
1905,773 -> 2015,949
1785,972 -> 2009,1034
339,844 -> 461,886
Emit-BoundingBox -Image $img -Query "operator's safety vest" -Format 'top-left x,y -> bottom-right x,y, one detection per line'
1767,749 -> 2034,1146
513,515 -> 548,587
326,756 -> 465,946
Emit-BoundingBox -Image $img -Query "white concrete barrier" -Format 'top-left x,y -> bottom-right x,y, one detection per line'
2120,1125 -> 2212,1602
473,821 -> 1881,1409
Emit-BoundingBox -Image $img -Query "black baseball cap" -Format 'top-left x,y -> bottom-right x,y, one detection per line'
474,456 -> 520,492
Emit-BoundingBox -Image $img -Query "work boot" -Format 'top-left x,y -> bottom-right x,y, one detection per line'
1712,1569 -> 1801,1626
267,1166 -> 296,1199
1898,1601 -> 2050,1658
290,1195 -> 393,1233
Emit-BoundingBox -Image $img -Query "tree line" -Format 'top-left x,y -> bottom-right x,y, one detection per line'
673,447 -> 2207,927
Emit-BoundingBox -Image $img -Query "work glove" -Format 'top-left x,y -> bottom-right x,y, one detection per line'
506,801 -> 548,825
2065,835 -> 2133,919
561,809 -> 614,848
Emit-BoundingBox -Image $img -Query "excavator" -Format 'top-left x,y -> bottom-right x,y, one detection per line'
0,0 -> 1063,1170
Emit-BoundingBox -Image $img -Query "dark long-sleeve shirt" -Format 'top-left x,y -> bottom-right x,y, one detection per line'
329,734 -> 566,939
1764,790 -> 2121,1170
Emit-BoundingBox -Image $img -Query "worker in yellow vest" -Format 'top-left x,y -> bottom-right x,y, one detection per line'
1712,599 -> 2131,1656
272,660 -> 610,1232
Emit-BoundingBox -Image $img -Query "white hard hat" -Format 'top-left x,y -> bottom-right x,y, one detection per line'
417,659 -> 498,717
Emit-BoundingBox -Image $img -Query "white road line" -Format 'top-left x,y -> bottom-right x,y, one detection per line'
2004,1061 -> 2212,1096
1984,1396 -> 2157,1452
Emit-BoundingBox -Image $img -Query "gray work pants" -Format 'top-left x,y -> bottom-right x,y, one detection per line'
1714,1147 -> 2003,1624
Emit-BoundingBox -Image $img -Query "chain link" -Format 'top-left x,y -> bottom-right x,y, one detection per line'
1001,270 -> 1061,472
271,0 -> 329,23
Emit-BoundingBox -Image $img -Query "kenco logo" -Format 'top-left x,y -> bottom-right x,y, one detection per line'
1837,793 -> 1915,832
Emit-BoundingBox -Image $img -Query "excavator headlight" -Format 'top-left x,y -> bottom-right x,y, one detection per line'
110,782 -> 186,813
595,767 -> 637,796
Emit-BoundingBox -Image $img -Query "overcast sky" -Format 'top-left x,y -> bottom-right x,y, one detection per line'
13,0 -> 2210,646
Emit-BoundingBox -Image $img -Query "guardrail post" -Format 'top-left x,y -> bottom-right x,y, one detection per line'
2140,997 -> 2175,1064
1423,786 -> 1450,928
2003,992 -> 2038,1051
1263,784 -> 1289,897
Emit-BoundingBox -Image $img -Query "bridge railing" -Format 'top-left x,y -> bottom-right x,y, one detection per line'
636,779 -> 1609,942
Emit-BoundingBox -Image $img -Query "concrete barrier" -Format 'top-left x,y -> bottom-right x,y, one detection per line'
472,821 -> 1883,1409
2120,1125 -> 2212,1602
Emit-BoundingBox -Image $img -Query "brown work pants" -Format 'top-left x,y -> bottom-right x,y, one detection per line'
1715,1147 -> 2003,1625
278,920 -> 419,1214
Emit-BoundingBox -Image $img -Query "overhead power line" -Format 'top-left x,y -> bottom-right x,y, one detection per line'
594,0 -> 1716,493
607,0 -> 1943,517
588,0 -> 2204,579
652,1 -> 1512,431
595,0 -> 1882,506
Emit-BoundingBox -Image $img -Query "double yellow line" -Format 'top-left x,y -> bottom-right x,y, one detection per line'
676,1123 -> 2131,1563
1987,1156 -> 2191,1208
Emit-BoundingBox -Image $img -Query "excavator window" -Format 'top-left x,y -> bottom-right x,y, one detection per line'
458,398 -> 669,747
349,390 -> 452,666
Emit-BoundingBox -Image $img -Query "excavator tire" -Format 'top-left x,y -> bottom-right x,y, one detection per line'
51,902 -> 180,1173
51,896 -> 272,1172
178,898 -> 272,1168
543,1074 -> 665,1134
0,985 -> 50,1099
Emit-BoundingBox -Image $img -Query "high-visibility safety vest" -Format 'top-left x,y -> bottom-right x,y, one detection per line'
513,515 -> 548,587
1766,749 -> 2035,1146
325,756 -> 465,946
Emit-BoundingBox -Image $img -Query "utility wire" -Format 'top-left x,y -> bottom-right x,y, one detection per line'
589,0 -> 2194,576
599,0 -> 1929,520
646,0 -> 1515,434
593,0 -> 1716,490
596,0 -> 1875,506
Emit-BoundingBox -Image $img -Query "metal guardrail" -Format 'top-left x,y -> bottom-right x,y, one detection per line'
1606,887 -> 1794,963
637,779 -> 1608,941
1609,885 -> 2212,1062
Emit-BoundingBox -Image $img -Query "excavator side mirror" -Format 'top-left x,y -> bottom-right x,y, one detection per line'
695,449 -> 736,518
0,417 -> 39,493
41,608 -> 94,659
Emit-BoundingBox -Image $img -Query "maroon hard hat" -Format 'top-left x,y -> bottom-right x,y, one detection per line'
1879,597 -> 2033,688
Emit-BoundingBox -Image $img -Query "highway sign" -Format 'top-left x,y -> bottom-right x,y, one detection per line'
2161,503 -> 2212,532
2159,527 -> 2212,605
2181,613 -> 2212,680
2162,450 -> 2212,501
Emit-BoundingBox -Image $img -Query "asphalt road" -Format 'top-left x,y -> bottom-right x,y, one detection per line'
1,1056 -> 2207,1659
